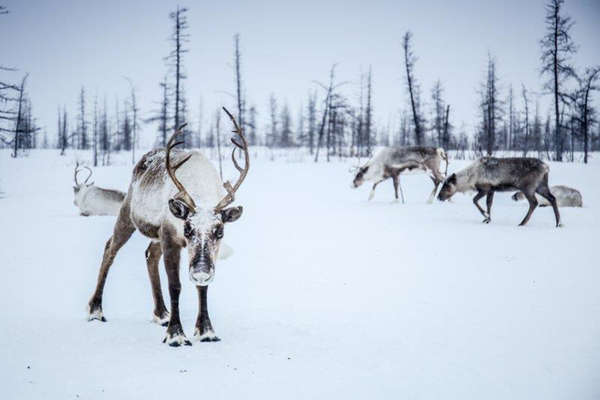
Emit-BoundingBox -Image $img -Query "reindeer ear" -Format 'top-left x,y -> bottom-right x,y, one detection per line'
168,199 -> 190,220
221,206 -> 243,223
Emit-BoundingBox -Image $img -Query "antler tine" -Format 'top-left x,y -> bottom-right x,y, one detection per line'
214,107 -> 250,211
74,162 -> 80,185
83,166 -> 93,185
165,123 -> 196,211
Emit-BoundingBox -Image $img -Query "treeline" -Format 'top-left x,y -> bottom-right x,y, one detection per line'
1,0 -> 599,163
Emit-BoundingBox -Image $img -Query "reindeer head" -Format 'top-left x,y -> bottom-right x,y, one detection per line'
165,108 -> 249,287
73,162 -> 94,207
437,173 -> 457,201
351,166 -> 370,188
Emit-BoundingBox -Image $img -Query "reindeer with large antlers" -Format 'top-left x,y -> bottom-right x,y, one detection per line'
88,108 -> 249,346
73,162 -> 126,216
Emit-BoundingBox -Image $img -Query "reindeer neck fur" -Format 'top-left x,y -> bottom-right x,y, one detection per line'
454,161 -> 481,193
130,149 -> 225,239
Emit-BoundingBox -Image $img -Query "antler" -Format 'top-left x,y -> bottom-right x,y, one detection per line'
82,166 -> 94,185
74,162 -> 93,185
74,161 -> 81,185
165,123 -> 196,211
214,107 -> 250,212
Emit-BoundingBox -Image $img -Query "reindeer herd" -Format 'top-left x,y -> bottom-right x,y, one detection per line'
75,107 -> 583,347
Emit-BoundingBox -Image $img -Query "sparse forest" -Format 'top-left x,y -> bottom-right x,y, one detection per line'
1,0 -> 598,164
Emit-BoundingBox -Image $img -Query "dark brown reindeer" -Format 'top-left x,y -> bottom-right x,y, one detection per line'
88,108 -> 249,346
437,157 -> 560,227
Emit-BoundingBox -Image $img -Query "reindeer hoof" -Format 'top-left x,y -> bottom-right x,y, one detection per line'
152,312 -> 170,327
194,328 -> 220,342
87,305 -> 106,322
163,332 -> 192,347
482,218 -> 491,224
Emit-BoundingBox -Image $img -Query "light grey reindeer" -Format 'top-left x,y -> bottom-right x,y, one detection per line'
438,157 -> 560,227
351,146 -> 448,203
512,185 -> 582,207
73,163 -> 125,216
88,108 -> 249,346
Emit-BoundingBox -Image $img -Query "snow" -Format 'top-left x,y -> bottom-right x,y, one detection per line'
1,149 -> 599,399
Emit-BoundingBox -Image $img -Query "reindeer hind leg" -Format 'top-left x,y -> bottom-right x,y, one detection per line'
536,179 -> 561,227
518,191 -> 538,226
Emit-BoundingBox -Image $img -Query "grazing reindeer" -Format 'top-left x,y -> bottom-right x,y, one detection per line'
512,185 -> 582,207
437,157 -> 561,227
88,108 -> 249,346
73,163 -> 125,216
351,146 -> 448,203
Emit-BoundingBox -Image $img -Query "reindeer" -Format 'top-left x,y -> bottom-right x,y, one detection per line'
73,163 -> 126,216
351,146 -> 448,203
87,108 -> 249,347
437,157 -> 561,227
512,185 -> 582,208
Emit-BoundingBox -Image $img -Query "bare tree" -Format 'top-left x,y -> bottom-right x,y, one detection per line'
124,78 -> 139,163
0,74 -> 38,157
167,6 -> 189,131
540,0 -> 577,161
78,87 -> 88,150
280,103 -> 293,147
570,67 -> 600,163
365,66 -> 373,156
268,93 -> 278,148
233,33 -> 245,133
307,91 -> 317,154
442,104 -> 451,149
93,96 -> 98,166
247,105 -> 257,146
149,76 -> 170,148
478,54 -> 503,156
431,80 -> 445,147
314,64 -> 339,162
403,31 -> 425,145
521,84 -> 530,156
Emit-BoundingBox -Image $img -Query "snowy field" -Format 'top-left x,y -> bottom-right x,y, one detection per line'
1,149 -> 599,399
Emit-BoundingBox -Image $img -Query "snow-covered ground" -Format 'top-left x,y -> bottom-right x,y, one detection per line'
1,149 -> 599,399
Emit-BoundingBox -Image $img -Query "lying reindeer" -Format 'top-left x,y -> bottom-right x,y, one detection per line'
88,108 -> 249,347
437,157 -> 560,227
73,163 -> 125,216
512,185 -> 582,207
351,146 -> 448,203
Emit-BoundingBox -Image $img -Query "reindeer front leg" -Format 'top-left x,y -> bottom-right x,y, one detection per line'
194,286 -> 220,342
369,178 -> 385,201
145,242 -> 169,326
472,190 -> 489,222
88,203 -> 135,321
161,236 -> 191,347
483,192 -> 494,223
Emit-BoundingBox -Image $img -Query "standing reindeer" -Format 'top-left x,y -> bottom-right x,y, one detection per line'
437,157 -> 561,227
88,108 -> 249,346
351,146 -> 448,203
73,163 -> 125,216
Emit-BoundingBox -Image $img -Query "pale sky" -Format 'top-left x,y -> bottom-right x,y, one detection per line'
1,0 -> 599,147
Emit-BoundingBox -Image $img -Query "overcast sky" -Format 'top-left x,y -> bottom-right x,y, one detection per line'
1,0 -> 599,147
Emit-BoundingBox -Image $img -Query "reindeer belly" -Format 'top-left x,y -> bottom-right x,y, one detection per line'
132,215 -> 160,239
